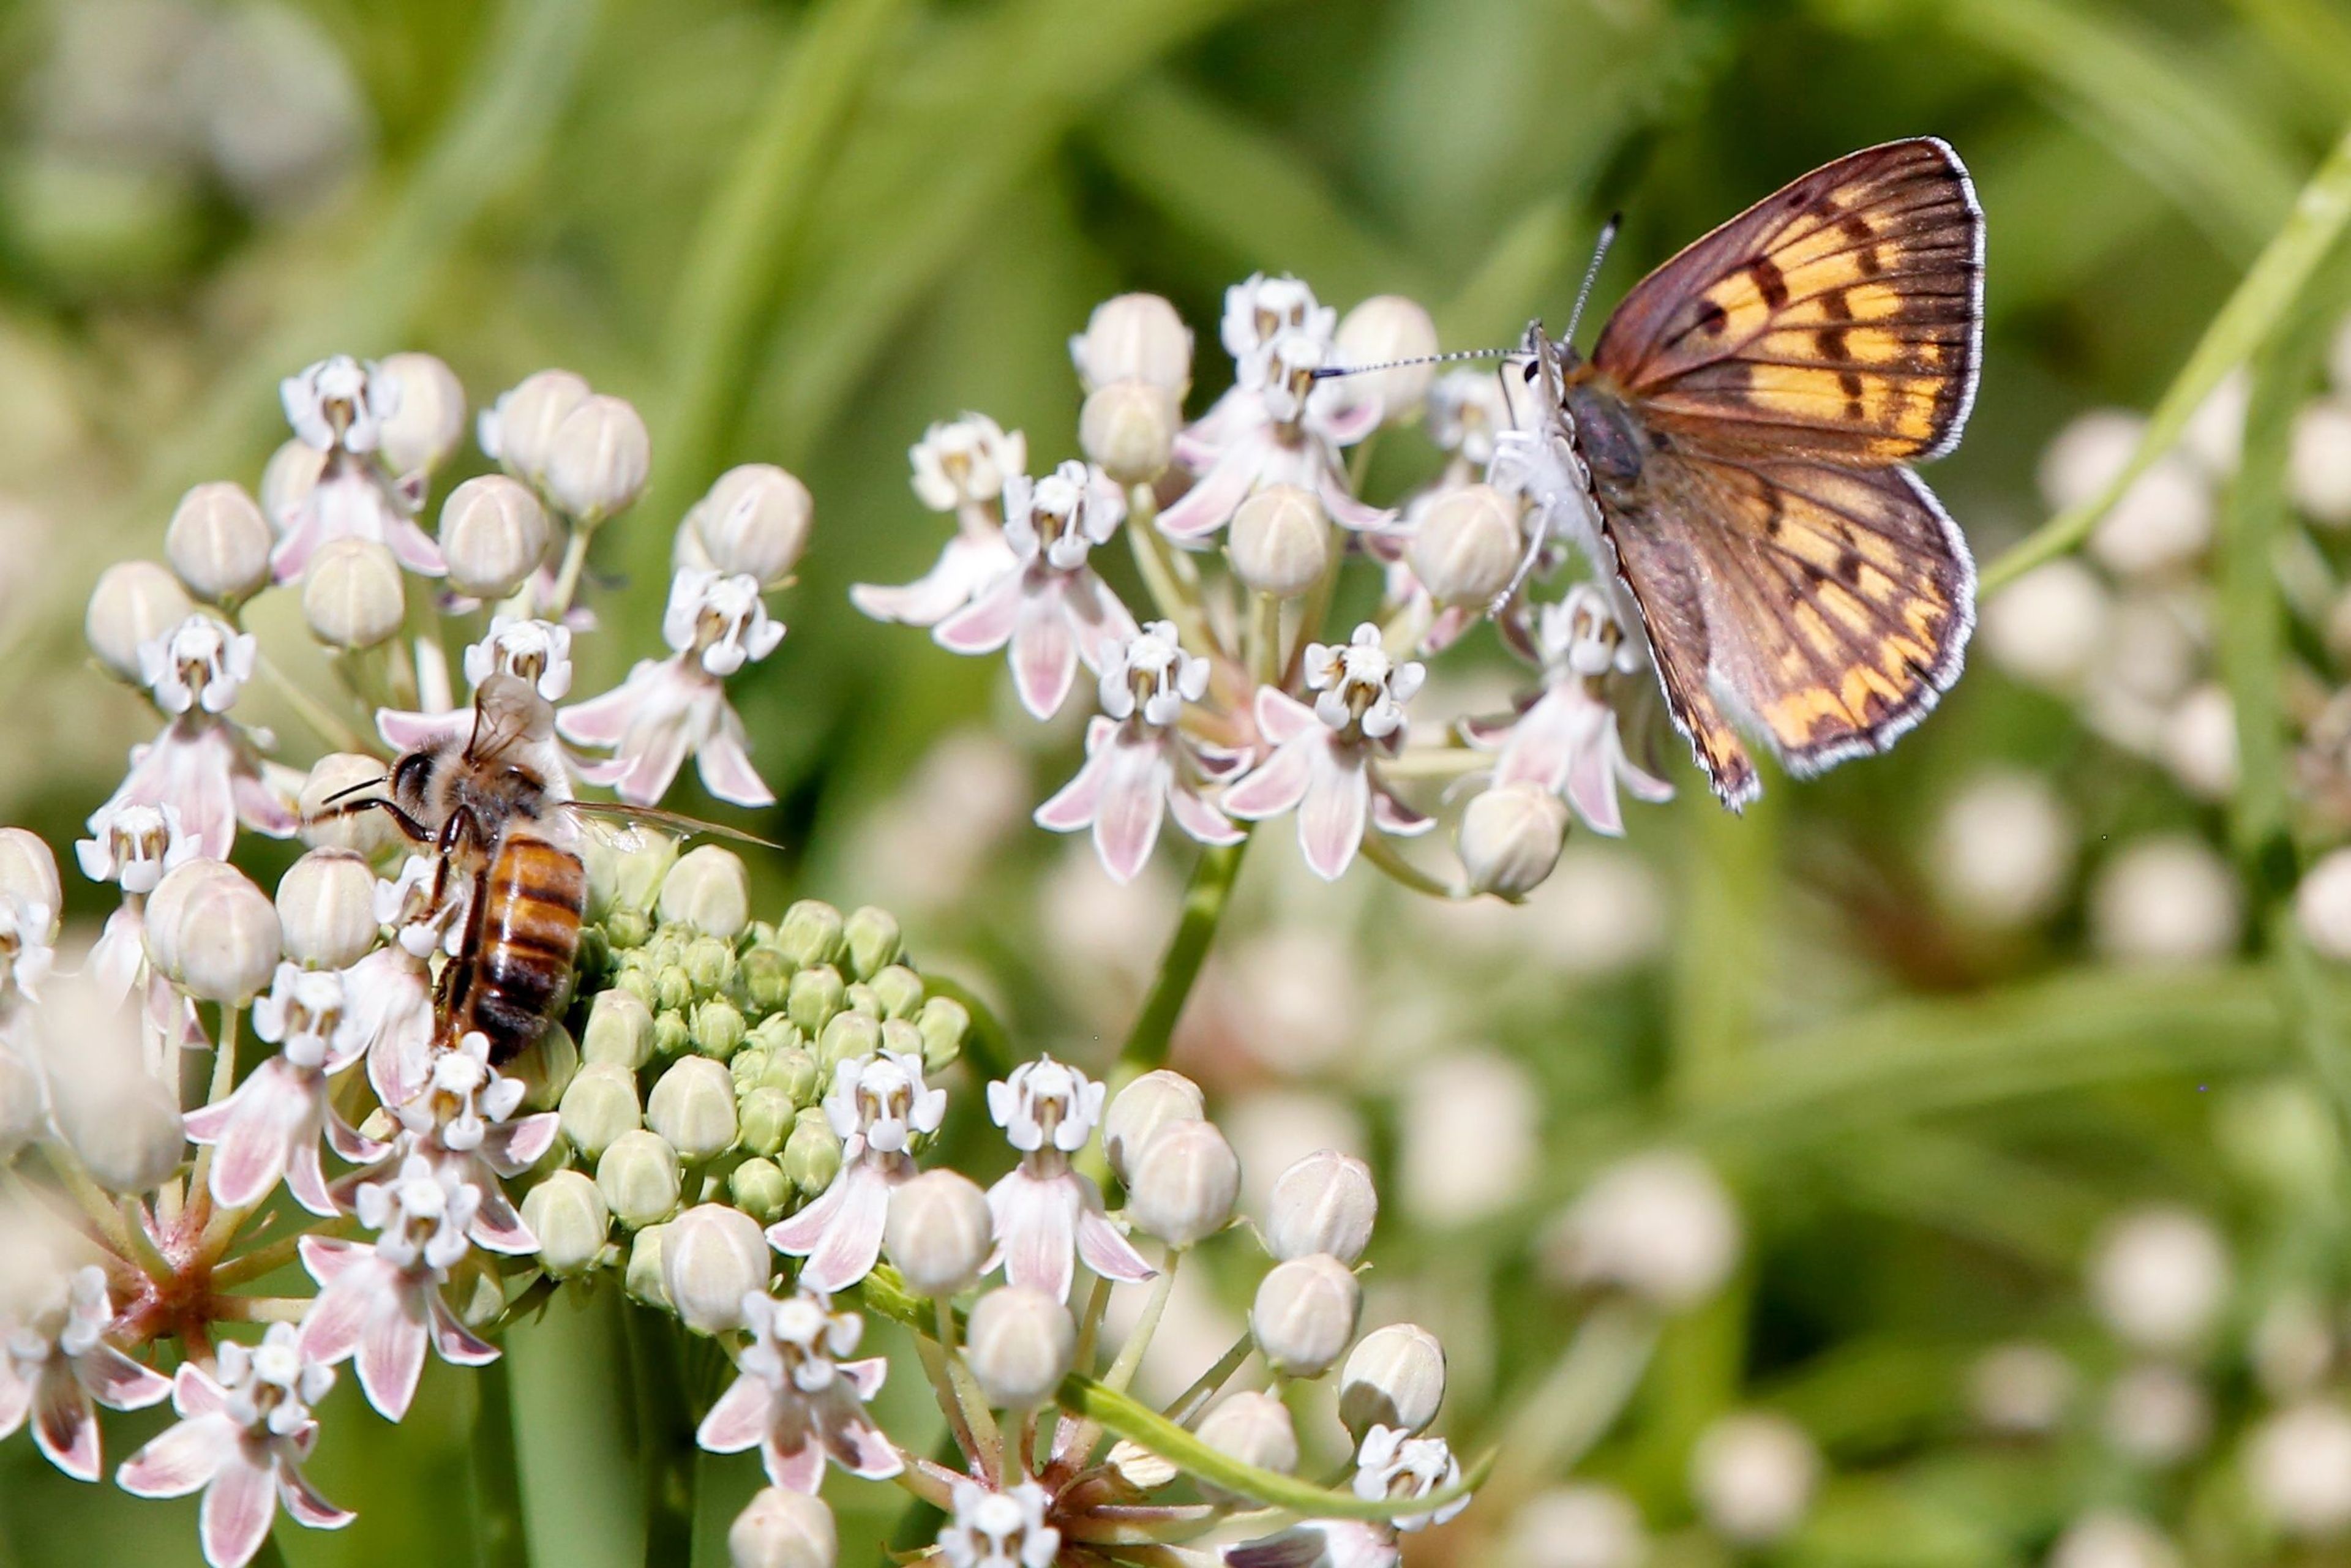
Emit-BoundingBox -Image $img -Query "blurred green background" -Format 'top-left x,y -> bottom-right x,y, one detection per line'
6,0 -> 2351,1564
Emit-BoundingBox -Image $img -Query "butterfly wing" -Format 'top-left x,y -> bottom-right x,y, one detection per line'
1591,137 -> 1982,465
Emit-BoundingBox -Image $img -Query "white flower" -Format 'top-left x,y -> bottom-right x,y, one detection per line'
1544,1150 -> 1742,1310
768,1049 -> 947,1293
138,615 -> 257,717
373,1032 -> 561,1255
2246,1400 -> 2351,1536
696,1288 -> 900,1491
1690,1411 -> 1818,1545
1426,367 -> 1517,470
75,800 -> 195,899
2088,1207 -> 2229,1354
463,616 -> 574,703
850,415 -> 1027,628
347,940 -> 438,1109
272,355 -> 443,581
938,1479 -> 1061,1568
182,962 -> 383,1215
0,1265 -> 172,1481
1226,1422 -> 1466,1568
983,1056 -> 1153,1302
1221,273 -> 1338,377
912,414 -> 1028,512
1160,331 -> 1392,541
86,625 -> 298,862
282,354 -> 397,457
662,569 -> 787,678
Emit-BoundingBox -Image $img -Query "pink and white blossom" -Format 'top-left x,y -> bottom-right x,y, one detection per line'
939,1479 -> 1062,1568
934,460 -> 1138,719
984,1056 -> 1152,1302
695,1288 -> 899,1491
73,801 -> 202,1050
298,1155 -> 497,1421
1221,273 -> 1338,380
851,414 -> 1027,627
1160,332 -> 1392,542
359,1032 -> 559,1255
0,1265 -> 171,1481
88,617 -> 296,861
347,939 -> 437,1109
183,963 -> 383,1215
1035,621 -> 1245,882
140,616 -> 257,717
116,1324 -> 352,1568
377,617 -> 575,754
1224,625 -> 1433,880
768,1049 -> 947,1294
558,568 -> 782,807
272,355 -> 443,581
1224,1424 -> 1468,1568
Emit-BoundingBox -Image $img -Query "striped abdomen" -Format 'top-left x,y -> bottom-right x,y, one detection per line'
462,832 -> 585,1063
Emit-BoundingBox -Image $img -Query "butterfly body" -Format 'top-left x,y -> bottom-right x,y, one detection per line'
1526,137 -> 1984,808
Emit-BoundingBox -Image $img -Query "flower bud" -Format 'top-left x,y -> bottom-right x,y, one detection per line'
523,1170 -> 610,1278
1251,1253 -> 1360,1377
439,476 -> 551,601
298,753 -> 403,858
545,394 -> 650,521
56,1064 -> 184,1195
966,1285 -> 1076,1408
560,1062 -> 643,1159
815,1010 -> 877,1072
759,1044 -> 819,1105
1195,1391 -> 1298,1500
778,900 -> 847,968
1335,295 -> 1441,422
690,999 -> 746,1060
301,538 -> 406,649
86,561 -> 195,681
884,1169 -> 993,1296
165,482 -> 272,605
1409,483 -> 1521,607
260,439 -> 327,535
789,966 -> 847,1035
659,847 -> 750,940
1509,1484 -> 1648,1568
1690,1411 -> 1819,1546
149,859 -> 279,1003
377,352 -> 467,478
653,1007 -> 691,1057
586,828 -> 678,918
870,966 -> 924,1021
729,1487 -> 838,1568
730,1158 -> 792,1224
517,1025 -> 583,1111
598,1129 -> 683,1228
681,936 -> 737,997
1339,1323 -> 1445,1438
841,906 -> 902,981
1080,380 -> 1179,486
483,369 -> 591,484
0,828 -> 63,939
662,1203 -> 771,1334
1128,1118 -> 1239,1247
1545,1150 -> 1740,1310
2297,847 -> 2351,961
2089,1206 -> 2229,1354
626,1224 -> 670,1307
1228,486 -> 1329,598
739,1086 -> 796,1157
684,465 -> 812,587
645,1056 -> 738,1161
915,996 -> 968,1074
782,1108 -> 840,1195
1265,1149 -> 1378,1264
1460,782 -> 1570,901
275,848 -> 377,969
1103,1069 -> 1205,1185
1071,293 -> 1192,394
582,988 -> 656,1070
2246,1401 -> 2351,1536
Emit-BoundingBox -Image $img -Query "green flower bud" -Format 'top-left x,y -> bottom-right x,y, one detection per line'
843,983 -> 882,1021
691,998 -> 748,1059
603,907 -> 651,951
761,1046 -> 818,1105
816,1012 -> 880,1072
658,846 -> 751,940
626,1224 -> 670,1308
776,900 -> 846,969
738,1086 -> 796,1157
662,1204 -> 771,1335
916,996 -> 969,1075
743,919 -> 777,948
879,1021 -> 924,1070
652,1010 -> 692,1060
559,1062 -> 642,1160
748,1015 -> 803,1055
645,1057 -> 738,1162
585,827 -> 678,920
787,966 -> 846,1035
598,1129 -> 683,1228
783,1109 -> 841,1196
615,967 -> 656,1010
523,1171 -> 610,1278
680,936 -> 734,998
739,946 -> 793,1013
575,924 -> 612,981
508,1021 -> 579,1114
730,1158 -> 792,1224
654,964 -> 694,1014
582,989 -> 655,1071
730,1045 -> 774,1094
870,966 -> 924,1021
842,906 -> 902,980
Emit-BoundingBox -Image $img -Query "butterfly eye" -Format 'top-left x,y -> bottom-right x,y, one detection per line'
1520,360 -> 1540,384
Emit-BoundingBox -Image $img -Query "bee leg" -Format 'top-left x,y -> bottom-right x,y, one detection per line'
307,795 -> 435,844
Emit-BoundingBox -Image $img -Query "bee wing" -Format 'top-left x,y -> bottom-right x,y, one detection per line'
562,798 -> 781,850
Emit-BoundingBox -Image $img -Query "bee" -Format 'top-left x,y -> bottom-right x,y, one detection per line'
320,671 -> 764,1064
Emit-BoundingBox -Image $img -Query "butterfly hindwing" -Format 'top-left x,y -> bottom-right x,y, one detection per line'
1591,137 -> 1982,465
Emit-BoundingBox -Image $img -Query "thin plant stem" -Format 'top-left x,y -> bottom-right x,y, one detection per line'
916,1302 -> 985,1471
937,1293 -> 1002,1467
1163,1330 -> 1254,1428
1119,841 -> 1247,1072
211,1217 -> 358,1288
470,1355 -> 533,1568
1103,1249 -> 1179,1397
30,1150 -> 146,1270
252,650 -> 373,756
187,1002 -> 241,1201
1128,494 -> 1217,657
1357,832 -> 1463,900
1246,591 -> 1281,689
1483,1298 -> 1660,1506
1286,523 -> 1344,688
545,522 -> 600,623
1379,745 -> 1487,781
623,1306 -> 699,1568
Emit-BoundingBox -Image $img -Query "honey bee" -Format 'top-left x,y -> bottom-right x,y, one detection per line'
321,671 -> 764,1064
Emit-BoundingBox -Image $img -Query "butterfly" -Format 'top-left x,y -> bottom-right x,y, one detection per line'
1513,137 -> 1982,809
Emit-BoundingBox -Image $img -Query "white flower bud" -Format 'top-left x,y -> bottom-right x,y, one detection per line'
729,1488 -> 838,1568
1338,1322 -> 1445,1438
1071,293 -> 1192,395
1250,1253 -> 1360,1378
165,482 -> 272,605
544,394 -> 650,521
1689,1411 -> 1818,1546
626,1224 -> 671,1307
1127,1118 -> 1239,1247
39,973 -> 184,1193
140,859 -> 236,982
2300,849 -> 2351,962
2292,399 -> 2351,527
2039,409 -> 2142,510
260,438 -> 328,535
1510,1484 -> 1648,1568
1103,1069 -> 1204,1185
2101,1362 -> 2209,1465
301,538 -> 407,649
1335,294 -> 1440,422
275,848 -> 378,970
2159,683 -> 2236,801
1194,1390 -> 1297,1499
2246,1401 -> 2351,1536
1460,782 -> 1569,901
1079,380 -> 1179,486
662,1204 -> 771,1335
1409,483 -> 1522,607
439,476 -> 551,601
965,1285 -> 1076,1408
1228,485 -> 1329,598
658,846 -> 751,940
0,828 -> 63,940
377,352 -> 467,478
2088,836 -> 2240,966
481,369 -> 592,484
522,1170 -> 610,1278
1968,1342 -> 2075,1435
598,1128 -> 683,1229
883,1169 -> 994,1296
582,989 -> 656,1071
2182,369 -> 2247,477
85,561 -> 196,681
2050,1511 -> 2181,1568
1265,1149 -> 1377,1264
2088,454 -> 2212,578
684,465 -> 812,588
1929,770 -> 2075,929
645,1057 -> 738,1163
560,1062 -> 643,1160
149,859 -> 279,1003
1978,558 -> 2110,691
1400,1048 -> 1536,1225
1547,1150 -> 1741,1311
2088,1206 -> 2229,1354
298,753 -> 402,859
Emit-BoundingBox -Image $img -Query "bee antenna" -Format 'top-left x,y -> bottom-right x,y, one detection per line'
322,776 -> 391,805
1308,345 -> 1514,381
1562,212 -> 1621,347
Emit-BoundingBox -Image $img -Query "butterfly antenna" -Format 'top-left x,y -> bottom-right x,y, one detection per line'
1308,345 -> 1513,381
1562,212 -> 1622,347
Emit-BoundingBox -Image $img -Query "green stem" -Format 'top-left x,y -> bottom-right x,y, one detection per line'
544,522 -> 601,624
1129,498 -> 1217,658
623,1306 -> 698,1568
917,1294 -> 986,1471
1163,1331 -> 1254,1428
1119,840 -> 1247,1072
1355,831 -> 1461,901
1103,1250 -> 1178,1397
1483,1299 -> 1660,1506
470,1356 -> 531,1568
1246,591 -> 1281,690
1378,746 -> 1487,781
187,1003 -> 242,1201
939,1293 -> 1002,1469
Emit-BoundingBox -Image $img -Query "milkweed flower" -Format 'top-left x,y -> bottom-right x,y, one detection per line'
852,414 -> 1027,628
347,937 -> 437,1111
0,1265 -> 172,1481
984,1056 -> 1153,1302
271,354 -> 444,582
183,962 -> 384,1215
694,1288 -> 900,1492
89,616 -> 296,861
1160,331 -> 1393,542
558,568 -> 783,807
768,1049 -> 947,1293
939,1478 -> 1062,1568
378,617 -> 574,754
1224,1423 -> 1468,1568
366,1032 -> 560,1255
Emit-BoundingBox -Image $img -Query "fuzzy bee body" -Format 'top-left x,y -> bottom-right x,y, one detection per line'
450,830 -> 587,1065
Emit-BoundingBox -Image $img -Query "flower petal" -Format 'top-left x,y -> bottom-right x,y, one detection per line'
1008,585 -> 1079,719
356,1294 -> 430,1421
986,1169 -> 1080,1303
934,572 -> 1024,656
32,1365 -> 100,1481
1075,1206 -> 1156,1286
696,1373 -> 774,1455
275,1459 -> 354,1531
77,1345 -> 174,1414
1223,737 -> 1316,822
118,1414 -> 233,1498
793,1161 -> 894,1294
1296,748 -> 1370,880
1091,739 -> 1172,883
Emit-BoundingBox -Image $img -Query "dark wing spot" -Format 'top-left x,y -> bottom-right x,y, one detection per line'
1820,290 -> 1853,323
1835,549 -> 1863,584
1817,327 -> 1850,361
1693,299 -> 1729,337
1856,246 -> 1883,278
1747,256 -> 1790,309
1838,370 -> 1864,397
1840,214 -> 1875,243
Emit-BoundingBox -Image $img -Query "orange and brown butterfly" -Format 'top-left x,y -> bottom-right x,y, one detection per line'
1519,136 -> 1983,809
